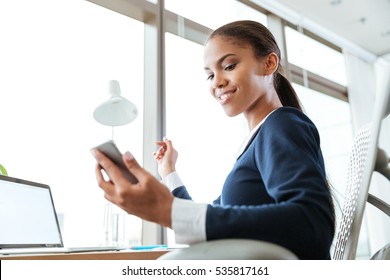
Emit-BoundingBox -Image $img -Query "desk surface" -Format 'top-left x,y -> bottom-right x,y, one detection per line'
0,249 -> 169,260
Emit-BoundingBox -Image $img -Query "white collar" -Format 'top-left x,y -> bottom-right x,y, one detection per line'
235,109 -> 278,159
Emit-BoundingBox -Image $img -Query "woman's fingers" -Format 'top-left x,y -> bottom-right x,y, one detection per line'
154,145 -> 167,160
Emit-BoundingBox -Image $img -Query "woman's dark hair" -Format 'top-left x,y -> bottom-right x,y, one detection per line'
207,20 -> 302,111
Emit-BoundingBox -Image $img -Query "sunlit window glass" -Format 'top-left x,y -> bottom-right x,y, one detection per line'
286,27 -> 347,86
0,0 -> 144,247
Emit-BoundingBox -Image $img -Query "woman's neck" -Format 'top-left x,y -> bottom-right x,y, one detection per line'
245,102 -> 282,131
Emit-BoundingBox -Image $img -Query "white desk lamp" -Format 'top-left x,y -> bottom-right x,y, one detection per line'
93,80 -> 138,246
93,80 -> 138,139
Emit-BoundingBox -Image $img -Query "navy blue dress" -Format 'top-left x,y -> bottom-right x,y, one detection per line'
172,107 -> 335,259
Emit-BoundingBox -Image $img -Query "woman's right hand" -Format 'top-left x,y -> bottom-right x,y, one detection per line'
91,149 -> 173,228
153,137 -> 178,178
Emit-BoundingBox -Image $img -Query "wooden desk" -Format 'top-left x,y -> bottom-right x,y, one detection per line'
0,249 -> 169,260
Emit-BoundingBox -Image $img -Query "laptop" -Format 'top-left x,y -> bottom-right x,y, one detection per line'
0,175 -> 126,255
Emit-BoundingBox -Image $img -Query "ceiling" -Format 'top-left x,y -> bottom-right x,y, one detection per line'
263,0 -> 390,58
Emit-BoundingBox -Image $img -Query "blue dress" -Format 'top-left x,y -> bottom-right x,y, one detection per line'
172,107 -> 335,259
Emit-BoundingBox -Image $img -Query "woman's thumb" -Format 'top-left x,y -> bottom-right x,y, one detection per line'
123,151 -> 145,181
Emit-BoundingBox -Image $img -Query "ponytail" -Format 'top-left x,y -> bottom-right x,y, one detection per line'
274,72 -> 302,111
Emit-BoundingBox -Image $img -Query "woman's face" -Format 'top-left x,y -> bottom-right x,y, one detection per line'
203,36 -> 277,118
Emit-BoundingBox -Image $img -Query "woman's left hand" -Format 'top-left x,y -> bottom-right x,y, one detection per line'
154,137 -> 178,178
91,149 -> 174,228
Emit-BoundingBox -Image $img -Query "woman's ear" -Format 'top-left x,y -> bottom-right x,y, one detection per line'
263,53 -> 279,75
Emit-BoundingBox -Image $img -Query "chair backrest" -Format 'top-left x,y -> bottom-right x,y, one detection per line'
333,60 -> 390,260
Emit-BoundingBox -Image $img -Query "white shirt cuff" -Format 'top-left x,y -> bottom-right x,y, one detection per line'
172,197 -> 207,244
162,171 -> 184,191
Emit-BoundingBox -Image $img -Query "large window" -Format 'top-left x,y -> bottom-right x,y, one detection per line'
0,0 -> 144,246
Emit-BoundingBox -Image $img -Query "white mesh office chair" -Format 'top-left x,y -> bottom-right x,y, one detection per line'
159,62 -> 390,260
333,61 -> 390,260
333,130 -> 390,259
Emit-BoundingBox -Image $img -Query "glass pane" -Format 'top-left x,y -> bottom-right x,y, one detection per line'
165,0 -> 267,30
286,27 -> 348,86
0,0 -> 144,247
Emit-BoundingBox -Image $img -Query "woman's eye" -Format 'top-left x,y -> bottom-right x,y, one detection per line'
225,63 -> 236,71
206,74 -> 214,81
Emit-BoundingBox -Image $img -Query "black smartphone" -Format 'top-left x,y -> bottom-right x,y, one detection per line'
94,140 -> 138,184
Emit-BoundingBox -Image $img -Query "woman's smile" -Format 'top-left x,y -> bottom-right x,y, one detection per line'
216,88 -> 236,105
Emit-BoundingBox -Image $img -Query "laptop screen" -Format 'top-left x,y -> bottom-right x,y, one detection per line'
0,175 -> 63,249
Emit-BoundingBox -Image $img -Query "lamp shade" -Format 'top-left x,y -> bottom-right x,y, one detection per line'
93,80 -> 138,126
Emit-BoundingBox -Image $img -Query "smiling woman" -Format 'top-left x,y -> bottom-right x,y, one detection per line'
0,0 -> 144,247
90,20 -> 336,260
0,0 -> 358,258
